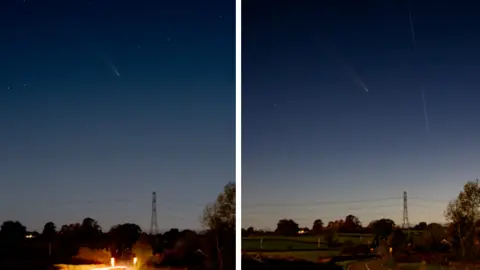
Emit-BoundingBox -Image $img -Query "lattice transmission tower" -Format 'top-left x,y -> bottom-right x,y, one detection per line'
402,191 -> 410,229
150,192 -> 158,235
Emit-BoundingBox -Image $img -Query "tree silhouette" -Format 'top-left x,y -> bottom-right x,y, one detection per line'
343,215 -> 362,232
80,217 -> 103,248
58,223 -> 82,257
445,179 -> 480,258
370,219 -> 395,246
165,230 -> 203,266
327,219 -> 344,230
202,182 -> 235,231
164,228 -> 181,249
275,219 -> 299,236
42,221 -> 57,242
0,221 -> 27,244
108,223 -> 142,254
414,222 -> 428,230
312,219 -> 324,233
202,182 -> 235,270
81,217 -> 101,231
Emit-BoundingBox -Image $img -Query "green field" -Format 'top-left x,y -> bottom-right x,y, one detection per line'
242,233 -> 375,263
242,233 -> 374,251
245,250 -> 341,262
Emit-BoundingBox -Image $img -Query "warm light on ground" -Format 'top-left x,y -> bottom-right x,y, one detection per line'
54,264 -> 131,270
91,267 -> 128,270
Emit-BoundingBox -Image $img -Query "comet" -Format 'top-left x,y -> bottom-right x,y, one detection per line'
346,61 -> 369,93
110,64 -> 120,77
98,52 -> 120,77
328,45 -> 370,93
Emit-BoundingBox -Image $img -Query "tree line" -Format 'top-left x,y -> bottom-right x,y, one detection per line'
243,179 -> 480,261
242,215 -> 444,237
0,217 -> 142,256
0,182 -> 235,270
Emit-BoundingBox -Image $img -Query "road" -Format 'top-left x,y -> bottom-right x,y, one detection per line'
348,260 -> 392,270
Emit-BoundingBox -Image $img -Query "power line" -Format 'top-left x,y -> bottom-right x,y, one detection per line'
244,202 -> 402,215
243,197 -> 402,208
37,197 -> 206,209
243,192 -> 450,228
408,197 -> 451,204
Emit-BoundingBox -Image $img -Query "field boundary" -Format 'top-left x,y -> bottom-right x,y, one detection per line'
242,248 -> 341,252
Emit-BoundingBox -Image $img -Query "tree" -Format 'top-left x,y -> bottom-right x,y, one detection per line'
202,182 -> 235,270
42,222 -> 57,242
343,215 -> 362,232
164,228 -> 181,249
202,182 -> 235,231
81,217 -> 101,231
108,223 -> 142,252
370,219 -> 395,246
414,222 -> 428,230
163,230 -> 203,266
312,219 -> 324,233
327,220 -> 344,230
80,217 -> 103,249
445,179 -> 480,257
275,219 -> 299,236
58,223 -> 82,257
0,221 -> 26,244
445,180 -> 480,258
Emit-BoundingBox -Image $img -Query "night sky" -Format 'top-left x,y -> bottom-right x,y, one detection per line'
242,0 -> 480,229
0,0 -> 234,232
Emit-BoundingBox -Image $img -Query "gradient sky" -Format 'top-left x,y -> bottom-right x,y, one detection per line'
242,0 -> 480,230
0,0 -> 234,232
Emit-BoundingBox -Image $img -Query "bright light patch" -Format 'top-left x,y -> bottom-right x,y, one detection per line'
91,267 -> 128,270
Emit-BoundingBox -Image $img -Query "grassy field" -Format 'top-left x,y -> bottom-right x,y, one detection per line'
242,233 -> 377,264
245,250 -> 341,262
242,233 -> 374,251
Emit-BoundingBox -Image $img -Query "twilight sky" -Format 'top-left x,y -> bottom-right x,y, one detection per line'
0,0 -> 234,232
242,0 -> 480,229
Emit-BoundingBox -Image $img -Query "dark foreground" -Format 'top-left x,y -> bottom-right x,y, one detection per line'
243,257 -> 341,270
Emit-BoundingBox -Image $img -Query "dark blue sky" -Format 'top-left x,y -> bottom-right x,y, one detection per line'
0,0 -> 234,232
243,0 -> 480,229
